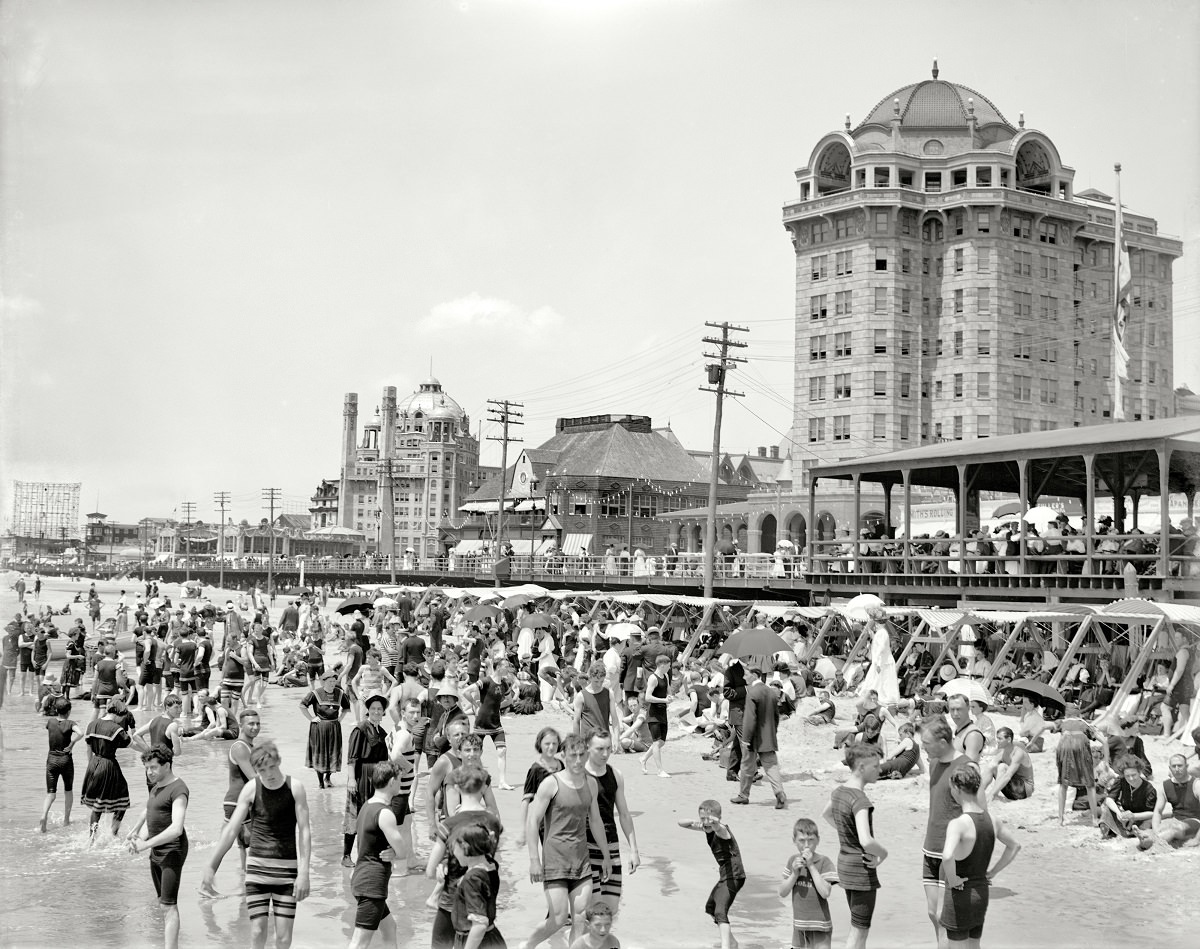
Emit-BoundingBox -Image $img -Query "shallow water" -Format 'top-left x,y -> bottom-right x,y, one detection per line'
2,576 -> 1197,949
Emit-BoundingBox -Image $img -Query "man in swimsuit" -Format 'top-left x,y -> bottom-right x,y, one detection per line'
387,697 -> 423,871
583,729 -> 641,914
222,709 -> 261,872
920,716 -> 972,949
462,658 -> 515,789
133,694 -> 184,759
947,695 -> 986,764
987,728 -> 1035,801
575,661 -> 619,743
202,740 -> 311,949
940,763 -> 1021,949
1143,753 -> 1200,849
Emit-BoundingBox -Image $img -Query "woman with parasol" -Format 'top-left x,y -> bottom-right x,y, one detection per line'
856,606 -> 901,707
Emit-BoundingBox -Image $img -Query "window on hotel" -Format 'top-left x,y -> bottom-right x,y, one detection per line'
874,414 -> 887,440
977,372 -> 990,398
1014,375 -> 1032,402
874,329 -> 888,354
835,250 -> 853,276
953,373 -> 964,398
811,256 -> 827,281
809,335 -> 827,361
875,211 -> 889,234
808,418 -> 825,443
874,371 -> 887,396
835,290 -> 852,316
926,172 -> 942,193
833,416 -> 851,441
875,247 -> 888,271
978,287 -> 991,314
954,290 -> 964,315
953,416 -> 963,440
809,376 -> 826,401
834,332 -> 852,358
978,248 -> 991,272
900,415 -> 911,440
901,289 -> 911,315
901,250 -> 912,274
874,288 -> 887,313
810,294 -> 827,321
900,373 -> 911,398
901,331 -> 912,355
977,208 -> 991,231
977,415 -> 990,437
834,373 -> 852,399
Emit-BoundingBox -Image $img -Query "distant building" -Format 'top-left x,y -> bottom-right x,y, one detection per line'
314,377 -> 498,560
452,414 -> 750,557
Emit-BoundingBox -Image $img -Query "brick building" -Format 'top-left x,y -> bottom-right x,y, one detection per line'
782,64 -> 1182,477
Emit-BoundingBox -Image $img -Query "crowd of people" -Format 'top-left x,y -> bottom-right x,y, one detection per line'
4,578 -> 1200,949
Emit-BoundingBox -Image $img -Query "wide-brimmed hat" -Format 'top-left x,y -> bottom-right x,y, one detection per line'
437,678 -> 460,699
363,693 -> 389,710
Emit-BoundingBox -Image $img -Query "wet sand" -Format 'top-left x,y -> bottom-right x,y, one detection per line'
0,574 -> 1195,948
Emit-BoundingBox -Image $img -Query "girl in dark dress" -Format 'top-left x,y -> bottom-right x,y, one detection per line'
81,700 -> 133,838
342,695 -> 390,867
300,671 -> 351,788
518,727 -> 562,847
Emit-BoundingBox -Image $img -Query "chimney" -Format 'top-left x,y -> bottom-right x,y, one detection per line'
770,446 -> 779,459
758,446 -> 767,457
339,393 -> 359,528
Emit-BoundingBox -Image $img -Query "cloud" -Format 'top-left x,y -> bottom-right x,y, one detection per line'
1,295 -> 44,321
418,293 -> 564,338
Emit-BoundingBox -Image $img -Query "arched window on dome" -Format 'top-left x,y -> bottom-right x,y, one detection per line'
1015,141 -> 1053,195
815,142 -> 852,196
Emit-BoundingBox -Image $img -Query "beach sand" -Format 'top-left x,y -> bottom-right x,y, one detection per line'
1,572 -> 1196,949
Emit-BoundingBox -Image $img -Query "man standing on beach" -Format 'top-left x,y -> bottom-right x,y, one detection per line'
920,717 -> 971,949
731,665 -> 786,809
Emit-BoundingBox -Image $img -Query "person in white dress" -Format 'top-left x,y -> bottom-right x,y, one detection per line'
856,607 -> 901,706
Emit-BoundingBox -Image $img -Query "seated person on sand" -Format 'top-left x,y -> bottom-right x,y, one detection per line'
1097,718 -> 1153,778
1132,662 -> 1171,723
988,727 -> 1036,801
1140,754 -> 1200,850
878,722 -> 923,779
806,690 -> 836,727
617,695 -> 652,753
970,699 -> 997,752
1099,755 -> 1156,839
834,690 -> 881,748
1016,694 -> 1048,752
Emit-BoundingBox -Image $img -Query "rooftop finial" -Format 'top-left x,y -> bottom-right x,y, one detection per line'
932,58 -> 939,79
967,97 -> 974,114
844,113 -> 851,131
1019,111 -> 1025,129
893,97 -> 900,115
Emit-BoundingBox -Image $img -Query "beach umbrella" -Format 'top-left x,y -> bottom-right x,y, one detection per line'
716,539 -> 737,556
604,622 -> 641,641
841,593 -> 885,623
814,656 -> 844,681
148,598 -> 164,611
335,596 -> 374,615
719,626 -> 792,660
936,679 -> 994,707
519,611 -> 556,629
283,586 -> 309,597
775,539 -> 796,550
464,603 -> 501,623
373,596 -> 398,609
503,593 -> 536,609
1003,678 -> 1066,711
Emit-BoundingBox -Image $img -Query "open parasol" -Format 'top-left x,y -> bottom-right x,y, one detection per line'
373,596 -> 398,609
464,603 -> 502,623
1003,678 -> 1066,711
936,678 -> 994,707
814,656 -> 844,681
604,622 -> 641,641
841,593 -> 885,623
519,611 -> 557,630
335,596 -> 374,615
503,593 -> 536,609
719,626 -> 792,661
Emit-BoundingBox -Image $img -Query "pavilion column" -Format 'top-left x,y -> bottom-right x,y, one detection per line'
1187,490 -> 1195,520
902,469 -> 912,575
883,482 -> 894,534
1158,449 -> 1171,579
808,475 -> 818,573
1018,458 -> 1029,575
1084,454 -> 1096,575
957,463 -> 969,575
851,474 -> 862,572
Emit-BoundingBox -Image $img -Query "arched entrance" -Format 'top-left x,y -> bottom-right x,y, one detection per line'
861,510 -> 885,534
760,514 -> 777,552
736,523 -> 748,550
817,512 -> 837,541
786,513 -> 807,548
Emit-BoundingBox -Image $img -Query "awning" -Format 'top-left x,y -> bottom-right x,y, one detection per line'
536,538 -> 558,555
562,533 -> 593,556
451,540 -> 490,555
540,514 -> 563,532
458,500 -> 517,514
514,498 -> 545,512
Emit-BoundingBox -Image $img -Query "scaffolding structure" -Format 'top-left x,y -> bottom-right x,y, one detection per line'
9,481 -> 82,541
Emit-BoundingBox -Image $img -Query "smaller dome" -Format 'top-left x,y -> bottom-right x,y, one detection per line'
857,77 -> 1012,132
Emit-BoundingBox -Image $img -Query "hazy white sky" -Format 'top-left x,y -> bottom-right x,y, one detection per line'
3,0 -> 1198,526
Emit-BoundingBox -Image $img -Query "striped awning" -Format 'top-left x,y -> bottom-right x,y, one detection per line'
561,533 -> 593,556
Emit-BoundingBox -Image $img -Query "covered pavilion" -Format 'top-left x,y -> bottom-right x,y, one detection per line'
807,416 -> 1200,586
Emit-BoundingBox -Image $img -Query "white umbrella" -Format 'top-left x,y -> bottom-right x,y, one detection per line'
814,656 -> 844,681
604,622 -> 641,641
1021,506 -> 1063,531
841,593 -> 885,622
373,596 -> 398,609
936,678 -> 994,707
775,539 -> 796,549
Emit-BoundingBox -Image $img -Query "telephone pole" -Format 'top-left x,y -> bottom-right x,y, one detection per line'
700,322 -> 748,598
214,491 -> 230,591
262,488 -> 282,602
180,501 -> 197,583
487,399 -> 524,587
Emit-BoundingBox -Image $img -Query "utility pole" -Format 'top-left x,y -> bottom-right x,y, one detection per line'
262,488 -> 282,603
700,322 -> 748,598
180,501 -> 197,583
214,491 -> 230,591
487,399 -> 523,587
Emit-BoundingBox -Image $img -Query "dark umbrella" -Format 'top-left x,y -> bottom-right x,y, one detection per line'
1003,678 -> 1066,711
519,611 -> 557,630
335,596 -> 375,615
716,539 -> 737,556
464,603 -> 502,623
719,626 -> 792,660
283,586 -> 310,597
503,593 -> 536,609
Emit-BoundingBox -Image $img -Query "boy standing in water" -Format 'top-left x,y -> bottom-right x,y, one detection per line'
823,745 -> 887,949
679,800 -> 745,949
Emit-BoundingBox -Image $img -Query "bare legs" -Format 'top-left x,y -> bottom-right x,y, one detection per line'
520,881 -> 591,949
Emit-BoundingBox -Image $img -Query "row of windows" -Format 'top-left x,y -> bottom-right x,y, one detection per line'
809,245 -> 1073,281
809,329 -> 1003,361
807,208 -> 1075,246
806,287 -> 1075,322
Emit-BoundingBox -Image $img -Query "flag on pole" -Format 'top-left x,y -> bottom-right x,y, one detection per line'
1112,163 -> 1131,420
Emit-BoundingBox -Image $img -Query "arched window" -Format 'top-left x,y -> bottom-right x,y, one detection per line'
816,142 -> 852,196
1015,141 -> 1052,194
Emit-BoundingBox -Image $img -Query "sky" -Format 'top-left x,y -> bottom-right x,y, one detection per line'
2,0 -> 1198,528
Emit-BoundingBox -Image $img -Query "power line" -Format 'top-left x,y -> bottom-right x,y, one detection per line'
262,488 -> 281,599
214,491 -> 230,591
179,501 -> 196,584
486,399 -> 523,588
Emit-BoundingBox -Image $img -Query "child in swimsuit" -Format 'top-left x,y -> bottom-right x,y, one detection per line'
679,800 -> 745,949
